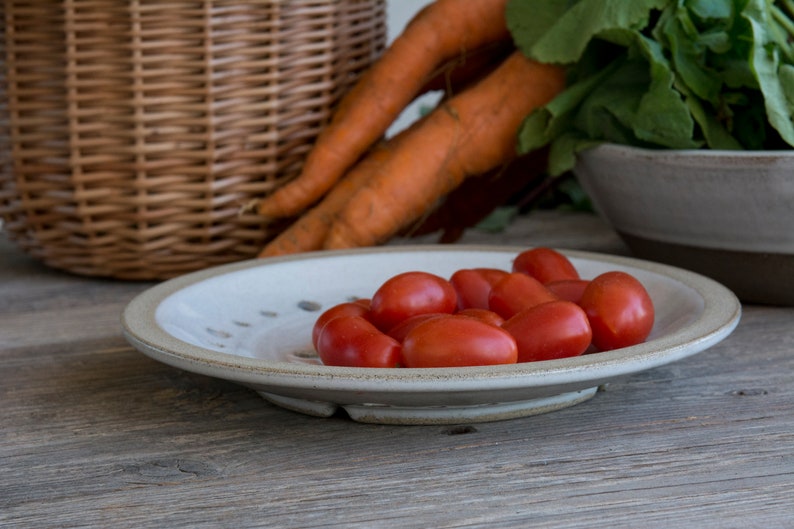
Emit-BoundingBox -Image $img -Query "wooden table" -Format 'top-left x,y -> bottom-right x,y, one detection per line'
2,212 -> 793,528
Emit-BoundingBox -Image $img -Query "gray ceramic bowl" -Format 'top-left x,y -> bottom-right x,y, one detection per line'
574,144 -> 794,305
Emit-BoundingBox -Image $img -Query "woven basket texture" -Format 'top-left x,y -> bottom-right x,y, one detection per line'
0,0 -> 386,279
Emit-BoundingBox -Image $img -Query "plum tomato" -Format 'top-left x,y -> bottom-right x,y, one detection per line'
311,299 -> 371,350
578,271 -> 655,351
368,271 -> 457,331
512,247 -> 580,284
316,315 -> 401,368
450,268 -> 509,310
456,308 -> 505,327
545,279 -> 590,305
475,267 -> 512,285
488,272 -> 559,319
401,315 -> 518,368
502,300 -> 592,362
386,313 -> 446,343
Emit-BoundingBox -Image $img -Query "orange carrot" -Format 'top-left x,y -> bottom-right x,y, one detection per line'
419,40 -> 515,96
260,114 -> 425,256
258,140 -> 398,256
257,0 -> 512,219
322,52 -> 566,250
404,147 -> 549,243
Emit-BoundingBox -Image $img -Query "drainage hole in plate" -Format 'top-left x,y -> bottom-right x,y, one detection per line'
298,300 -> 322,312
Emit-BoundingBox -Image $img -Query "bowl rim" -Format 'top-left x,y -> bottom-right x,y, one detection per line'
584,142 -> 794,159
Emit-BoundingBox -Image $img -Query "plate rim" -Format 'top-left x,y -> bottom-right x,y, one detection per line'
122,245 -> 741,395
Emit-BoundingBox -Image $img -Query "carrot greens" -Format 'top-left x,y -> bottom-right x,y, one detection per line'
506,0 -> 794,175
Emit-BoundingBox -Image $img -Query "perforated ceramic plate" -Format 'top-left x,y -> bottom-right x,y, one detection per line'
122,246 -> 741,424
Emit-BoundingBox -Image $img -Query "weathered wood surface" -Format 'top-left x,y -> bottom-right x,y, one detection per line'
2,212 -> 793,529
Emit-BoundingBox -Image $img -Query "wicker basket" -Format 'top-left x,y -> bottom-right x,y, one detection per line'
0,0 -> 386,279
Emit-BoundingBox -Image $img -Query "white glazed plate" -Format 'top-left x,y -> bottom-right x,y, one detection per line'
122,246 -> 741,424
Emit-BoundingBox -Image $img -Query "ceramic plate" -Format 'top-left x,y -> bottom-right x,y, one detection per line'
122,246 -> 741,425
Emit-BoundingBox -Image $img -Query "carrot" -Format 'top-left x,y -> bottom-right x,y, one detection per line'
260,110 -> 436,256
257,0 -> 512,219
419,40 -> 516,96
404,147 -> 549,243
258,139 -> 399,256
322,52 -> 566,250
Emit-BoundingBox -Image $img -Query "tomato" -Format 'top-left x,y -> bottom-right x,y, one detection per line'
316,315 -> 401,368
488,272 -> 559,319
502,300 -> 592,362
311,299 -> 371,349
401,315 -> 518,368
545,279 -> 590,304
368,271 -> 458,331
386,313 -> 446,343
512,247 -> 580,284
456,308 -> 505,327
311,252 -> 655,369
475,267 -> 512,285
579,271 -> 654,351
450,268 -> 508,310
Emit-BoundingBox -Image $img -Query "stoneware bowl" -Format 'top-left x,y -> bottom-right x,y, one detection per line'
574,144 -> 794,305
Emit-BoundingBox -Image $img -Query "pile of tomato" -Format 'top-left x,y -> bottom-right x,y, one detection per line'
312,247 -> 655,368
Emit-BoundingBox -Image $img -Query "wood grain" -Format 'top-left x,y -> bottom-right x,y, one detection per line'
2,212 -> 793,529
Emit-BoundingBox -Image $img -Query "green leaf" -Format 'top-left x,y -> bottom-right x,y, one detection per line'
655,3 -> 724,103
743,0 -> 794,144
676,80 -> 743,148
505,0 -> 571,59
507,0 -> 670,64
516,61 -> 620,154
548,134 -> 602,176
474,206 -> 519,233
506,0 -> 794,159
780,63 -> 794,109
687,0 -> 733,21
631,32 -> 699,147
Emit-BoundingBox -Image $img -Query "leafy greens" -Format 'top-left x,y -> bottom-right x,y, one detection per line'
506,0 -> 794,174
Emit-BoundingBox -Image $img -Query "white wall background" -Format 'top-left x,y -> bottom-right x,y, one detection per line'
386,0 -> 431,41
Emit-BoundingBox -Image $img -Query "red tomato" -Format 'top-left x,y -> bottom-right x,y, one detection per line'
316,315 -> 401,368
450,268 -> 508,310
512,247 -> 580,284
312,299 -> 371,349
456,308 -> 505,327
475,268 -> 511,284
401,315 -> 518,368
352,298 -> 371,308
502,300 -> 592,362
368,271 -> 458,331
386,313 -> 446,343
578,271 -> 655,351
488,272 -> 559,319
545,279 -> 590,304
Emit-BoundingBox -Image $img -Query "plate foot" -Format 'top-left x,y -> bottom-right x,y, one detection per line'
258,387 -> 599,425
